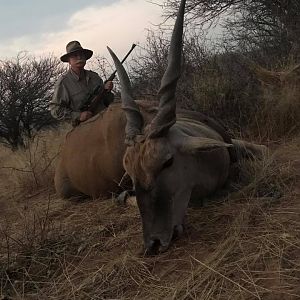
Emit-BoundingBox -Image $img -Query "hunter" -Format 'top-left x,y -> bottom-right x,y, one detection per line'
50,41 -> 114,126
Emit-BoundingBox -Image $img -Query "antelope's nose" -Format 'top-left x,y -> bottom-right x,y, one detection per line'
145,239 -> 169,256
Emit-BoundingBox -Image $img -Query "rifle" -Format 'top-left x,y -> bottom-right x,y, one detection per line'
80,43 -> 137,114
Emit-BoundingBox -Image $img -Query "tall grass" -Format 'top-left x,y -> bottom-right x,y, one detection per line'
0,126 -> 69,195
193,54 -> 300,140
253,63 -> 300,139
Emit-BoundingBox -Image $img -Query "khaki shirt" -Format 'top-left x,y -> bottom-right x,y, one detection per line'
50,69 -> 114,123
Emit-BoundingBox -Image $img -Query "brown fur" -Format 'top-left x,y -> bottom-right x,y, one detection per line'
55,101 -> 157,198
55,100 -> 237,199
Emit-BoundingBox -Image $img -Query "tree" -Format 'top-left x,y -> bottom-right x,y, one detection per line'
129,29 -> 169,100
0,53 -> 65,149
164,0 -> 300,61
129,29 -> 207,110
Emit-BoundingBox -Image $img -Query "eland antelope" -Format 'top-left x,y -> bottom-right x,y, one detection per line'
55,0 -> 266,254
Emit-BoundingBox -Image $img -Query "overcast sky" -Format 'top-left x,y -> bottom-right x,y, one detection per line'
0,0 -> 164,61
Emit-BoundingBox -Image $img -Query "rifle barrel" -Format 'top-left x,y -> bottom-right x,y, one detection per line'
80,43 -> 137,111
106,43 -> 137,82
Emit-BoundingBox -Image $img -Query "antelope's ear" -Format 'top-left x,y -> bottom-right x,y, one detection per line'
179,137 -> 232,154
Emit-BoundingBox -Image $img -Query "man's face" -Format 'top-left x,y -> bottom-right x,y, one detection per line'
68,51 -> 87,69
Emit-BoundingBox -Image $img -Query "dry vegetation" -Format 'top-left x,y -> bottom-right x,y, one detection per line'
0,72 -> 299,299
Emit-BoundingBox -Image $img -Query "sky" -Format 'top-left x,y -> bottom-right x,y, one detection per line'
0,0 -> 164,61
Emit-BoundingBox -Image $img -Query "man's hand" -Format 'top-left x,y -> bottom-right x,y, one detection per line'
104,80 -> 113,91
79,111 -> 93,122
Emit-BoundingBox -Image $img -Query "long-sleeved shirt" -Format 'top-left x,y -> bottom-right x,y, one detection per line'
50,68 -> 114,123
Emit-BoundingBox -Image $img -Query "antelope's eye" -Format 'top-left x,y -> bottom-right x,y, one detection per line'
162,156 -> 174,170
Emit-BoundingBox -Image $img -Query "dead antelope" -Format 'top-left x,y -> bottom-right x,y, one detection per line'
55,0 -> 266,254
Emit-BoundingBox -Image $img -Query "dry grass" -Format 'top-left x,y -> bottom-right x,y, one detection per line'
0,127 -> 299,299
246,61 -> 300,140
193,57 -> 300,140
254,83 -> 300,139
0,125 -> 70,196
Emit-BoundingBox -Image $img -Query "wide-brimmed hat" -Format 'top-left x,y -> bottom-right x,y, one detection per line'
60,41 -> 93,62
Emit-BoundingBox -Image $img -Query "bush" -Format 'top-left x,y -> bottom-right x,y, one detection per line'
0,54 -> 64,149
192,52 -> 262,132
